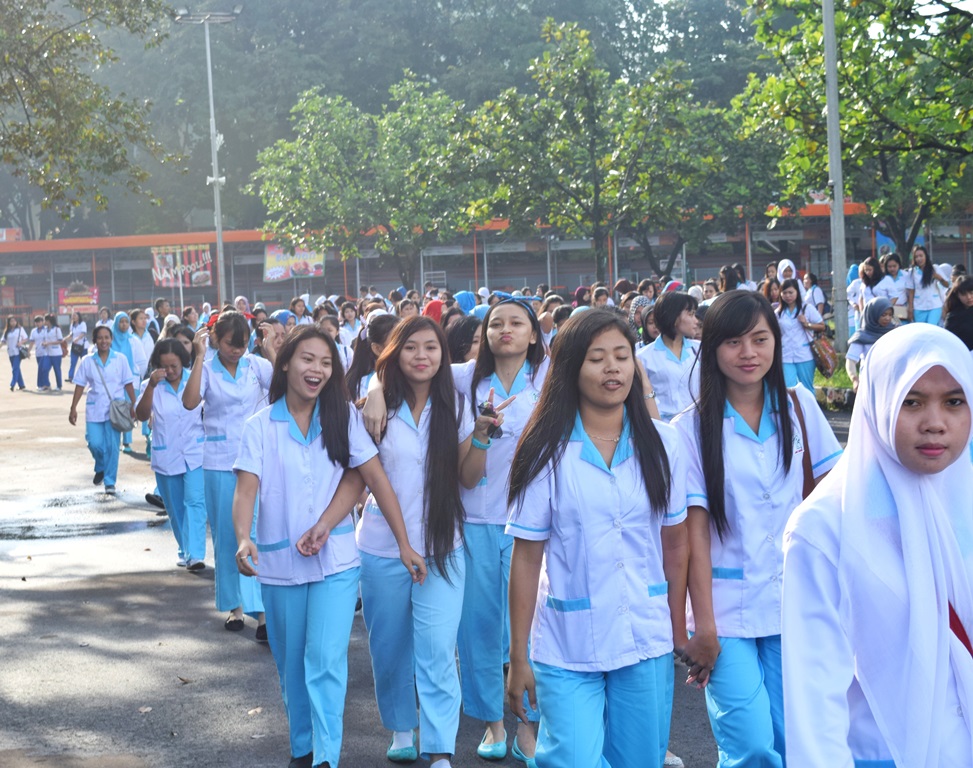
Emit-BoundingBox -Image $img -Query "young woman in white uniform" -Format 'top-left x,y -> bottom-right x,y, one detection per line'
232,325 -> 425,768
29,315 -> 49,390
136,339 -> 207,570
68,324 -> 137,495
345,313 -> 399,401
672,291 -> 842,768
782,323 -> 973,767
357,316 -> 499,768
879,252 -> 910,320
505,309 -> 688,768
636,291 -> 700,422
68,311 -> 88,382
776,279 -> 825,393
856,256 -> 892,314
908,245 -> 951,325
3,316 -> 28,390
183,310 -> 273,634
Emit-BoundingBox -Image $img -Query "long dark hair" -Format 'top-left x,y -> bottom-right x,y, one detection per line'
375,316 -> 464,579
508,309 -> 671,514
268,325 -> 351,467
470,299 -> 546,418
944,275 -> 973,316
696,292 -> 792,540
653,291 -> 697,340
859,255 -> 883,288
346,314 -> 400,400
446,315 -> 481,363
912,245 -> 934,288
718,264 -> 740,293
776,278 -> 803,315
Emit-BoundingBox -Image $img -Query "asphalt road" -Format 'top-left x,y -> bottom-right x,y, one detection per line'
0,386 -> 850,767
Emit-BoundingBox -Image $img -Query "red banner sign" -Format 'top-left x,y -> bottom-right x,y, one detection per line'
151,245 -> 214,288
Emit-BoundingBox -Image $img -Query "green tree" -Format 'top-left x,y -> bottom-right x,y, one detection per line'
0,0 -> 172,227
741,0 -> 973,256
250,76 -> 473,288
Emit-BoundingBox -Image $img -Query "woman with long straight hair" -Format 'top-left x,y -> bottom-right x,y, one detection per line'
782,323 -> 973,766
943,275 -> 973,349
856,255 -> 892,314
907,245 -> 951,324
183,310 -> 273,636
775,278 -> 825,393
345,313 -> 400,401
672,291 -> 842,768
135,339 -> 207,570
232,325 -> 424,768
356,316 -> 501,768
505,309 -> 687,768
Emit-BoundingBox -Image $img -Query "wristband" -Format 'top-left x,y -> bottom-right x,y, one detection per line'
471,436 -> 492,450
644,390 -> 656,400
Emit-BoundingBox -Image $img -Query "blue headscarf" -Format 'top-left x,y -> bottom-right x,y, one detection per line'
453,290 -> 477,314
111,311 -> 135,370
271,309 -> 295,326
846,263 -> 860,286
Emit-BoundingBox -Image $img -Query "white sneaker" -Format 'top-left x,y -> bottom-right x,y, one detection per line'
664,752 -> 685,768
176,558 -> 188,568
186,559 -> 206,572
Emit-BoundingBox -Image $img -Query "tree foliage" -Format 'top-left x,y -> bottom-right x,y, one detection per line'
250,76 -> 473,287
0,0 -> 172,222
741,0 -> 973,256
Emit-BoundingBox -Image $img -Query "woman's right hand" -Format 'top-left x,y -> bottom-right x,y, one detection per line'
192,327 -> 210,356
68,408 -> 77,426
362,392 -> 388,443
505,658 -> 537,724
676,631 -> 721,688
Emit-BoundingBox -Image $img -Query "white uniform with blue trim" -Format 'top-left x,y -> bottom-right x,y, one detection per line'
234,399 -> 376,586
506,412 -> 687,672
140,370 -> 204,476
636,336 -> 700,422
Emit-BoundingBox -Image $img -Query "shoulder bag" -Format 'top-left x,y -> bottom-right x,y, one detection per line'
787,389 -> 815,500
94,359 -> 135,432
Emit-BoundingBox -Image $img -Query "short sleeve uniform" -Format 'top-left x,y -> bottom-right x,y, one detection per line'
74,350 -> 132,423
884,273 -> 910,306
636,336 -> 701,422
139,370 -> 204,476
30,327 -> 48,358
357,399 -> 474,559
234,399 -> 377,586
452,357 -> 550,525
505,412 -> 687,672
672,385 -> 842,637
197,353 -> 273,471
909,265 -> 951,310
777,305 -> 822,364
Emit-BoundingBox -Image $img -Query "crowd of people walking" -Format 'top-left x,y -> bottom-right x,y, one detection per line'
2,246 -> 973,768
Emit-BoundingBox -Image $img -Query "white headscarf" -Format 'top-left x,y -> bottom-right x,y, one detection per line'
777,258 -> 799,281
814,323 -> 973,764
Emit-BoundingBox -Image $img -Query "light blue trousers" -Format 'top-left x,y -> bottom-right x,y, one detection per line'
914,307 -> 942,325
782,360 -> 816,394
532,655 -> 673,768
203,469 -> 263,616
360,549 -> 466,758
156,467 -> 207,562
457,523 -> 538,723
262,569 -> 360,767
85,421 -> 120,487
704,635 -> 784,768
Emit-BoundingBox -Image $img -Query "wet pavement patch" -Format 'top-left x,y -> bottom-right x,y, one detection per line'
0,494 -> 166,541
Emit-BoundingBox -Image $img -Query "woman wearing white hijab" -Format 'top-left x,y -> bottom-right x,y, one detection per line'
776,259 -> 805,300
782,323 -> 973,766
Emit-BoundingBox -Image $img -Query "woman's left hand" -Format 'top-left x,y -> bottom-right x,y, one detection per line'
399,545 -> 428,585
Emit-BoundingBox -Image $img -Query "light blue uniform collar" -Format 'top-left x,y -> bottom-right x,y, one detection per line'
569,409 -> 633,475
653,334 -> 693,364
490,359 -> 531,400
164,368 -> 190,396
395,398 -> 429,433
723,385 -> 779,444
270,396 -> 322,445
213,353 -> 251,383
94,349 -> 118,368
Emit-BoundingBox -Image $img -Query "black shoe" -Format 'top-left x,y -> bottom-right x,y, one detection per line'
145,493 -> 165,510
288,753 -> 313,768
93,471 -> 104,485
105,486 -> 116,496
224,614 -> 244,632
255,624 -> 268,644
355,597 -> 363,613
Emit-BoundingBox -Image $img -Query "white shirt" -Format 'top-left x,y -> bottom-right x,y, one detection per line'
672,385 -> 842,637
505,412 -> 687,672
804,284 -> 827,311
908,265 -> 951,310
30,327 -> 48,358
132,331 -> 155,377
860,276 -> 893,307
883,272 -> 910,306
782,498 -> 972,767
357,398 -> 474,559
636,335 -> 701,422
845,341 -> 869,364
4,326 -> 27,357
777,304 -> 823,364
138,370 -> 204,476
73,350 -> 133,423
70,322 -> 88,349
45,326 -> 63,357
847,279 -> 862,324
340,320 -> 362,348
197,353 -> 273,472
453,357 -> 550,525
234,398 -> 377,586
335,343 -> 353,373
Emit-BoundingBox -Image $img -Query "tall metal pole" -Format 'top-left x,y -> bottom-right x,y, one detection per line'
546,236 -> 552,287
823,0 -> 849,350
203,20 -> 228,308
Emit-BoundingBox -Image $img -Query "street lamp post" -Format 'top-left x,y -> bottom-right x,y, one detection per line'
173,6 -> 242,307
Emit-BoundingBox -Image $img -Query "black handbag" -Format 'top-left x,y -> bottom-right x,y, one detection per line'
71,342 -> 86,357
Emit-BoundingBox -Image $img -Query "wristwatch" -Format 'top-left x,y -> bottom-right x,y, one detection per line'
644,390 -> 656,399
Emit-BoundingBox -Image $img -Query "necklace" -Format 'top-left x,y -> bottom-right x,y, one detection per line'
587,431 -> 621,443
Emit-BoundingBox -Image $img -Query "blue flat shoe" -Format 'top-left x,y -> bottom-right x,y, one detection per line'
476,729 -> 507,760
512,736 -> 537,768
386,731 -> 418,763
